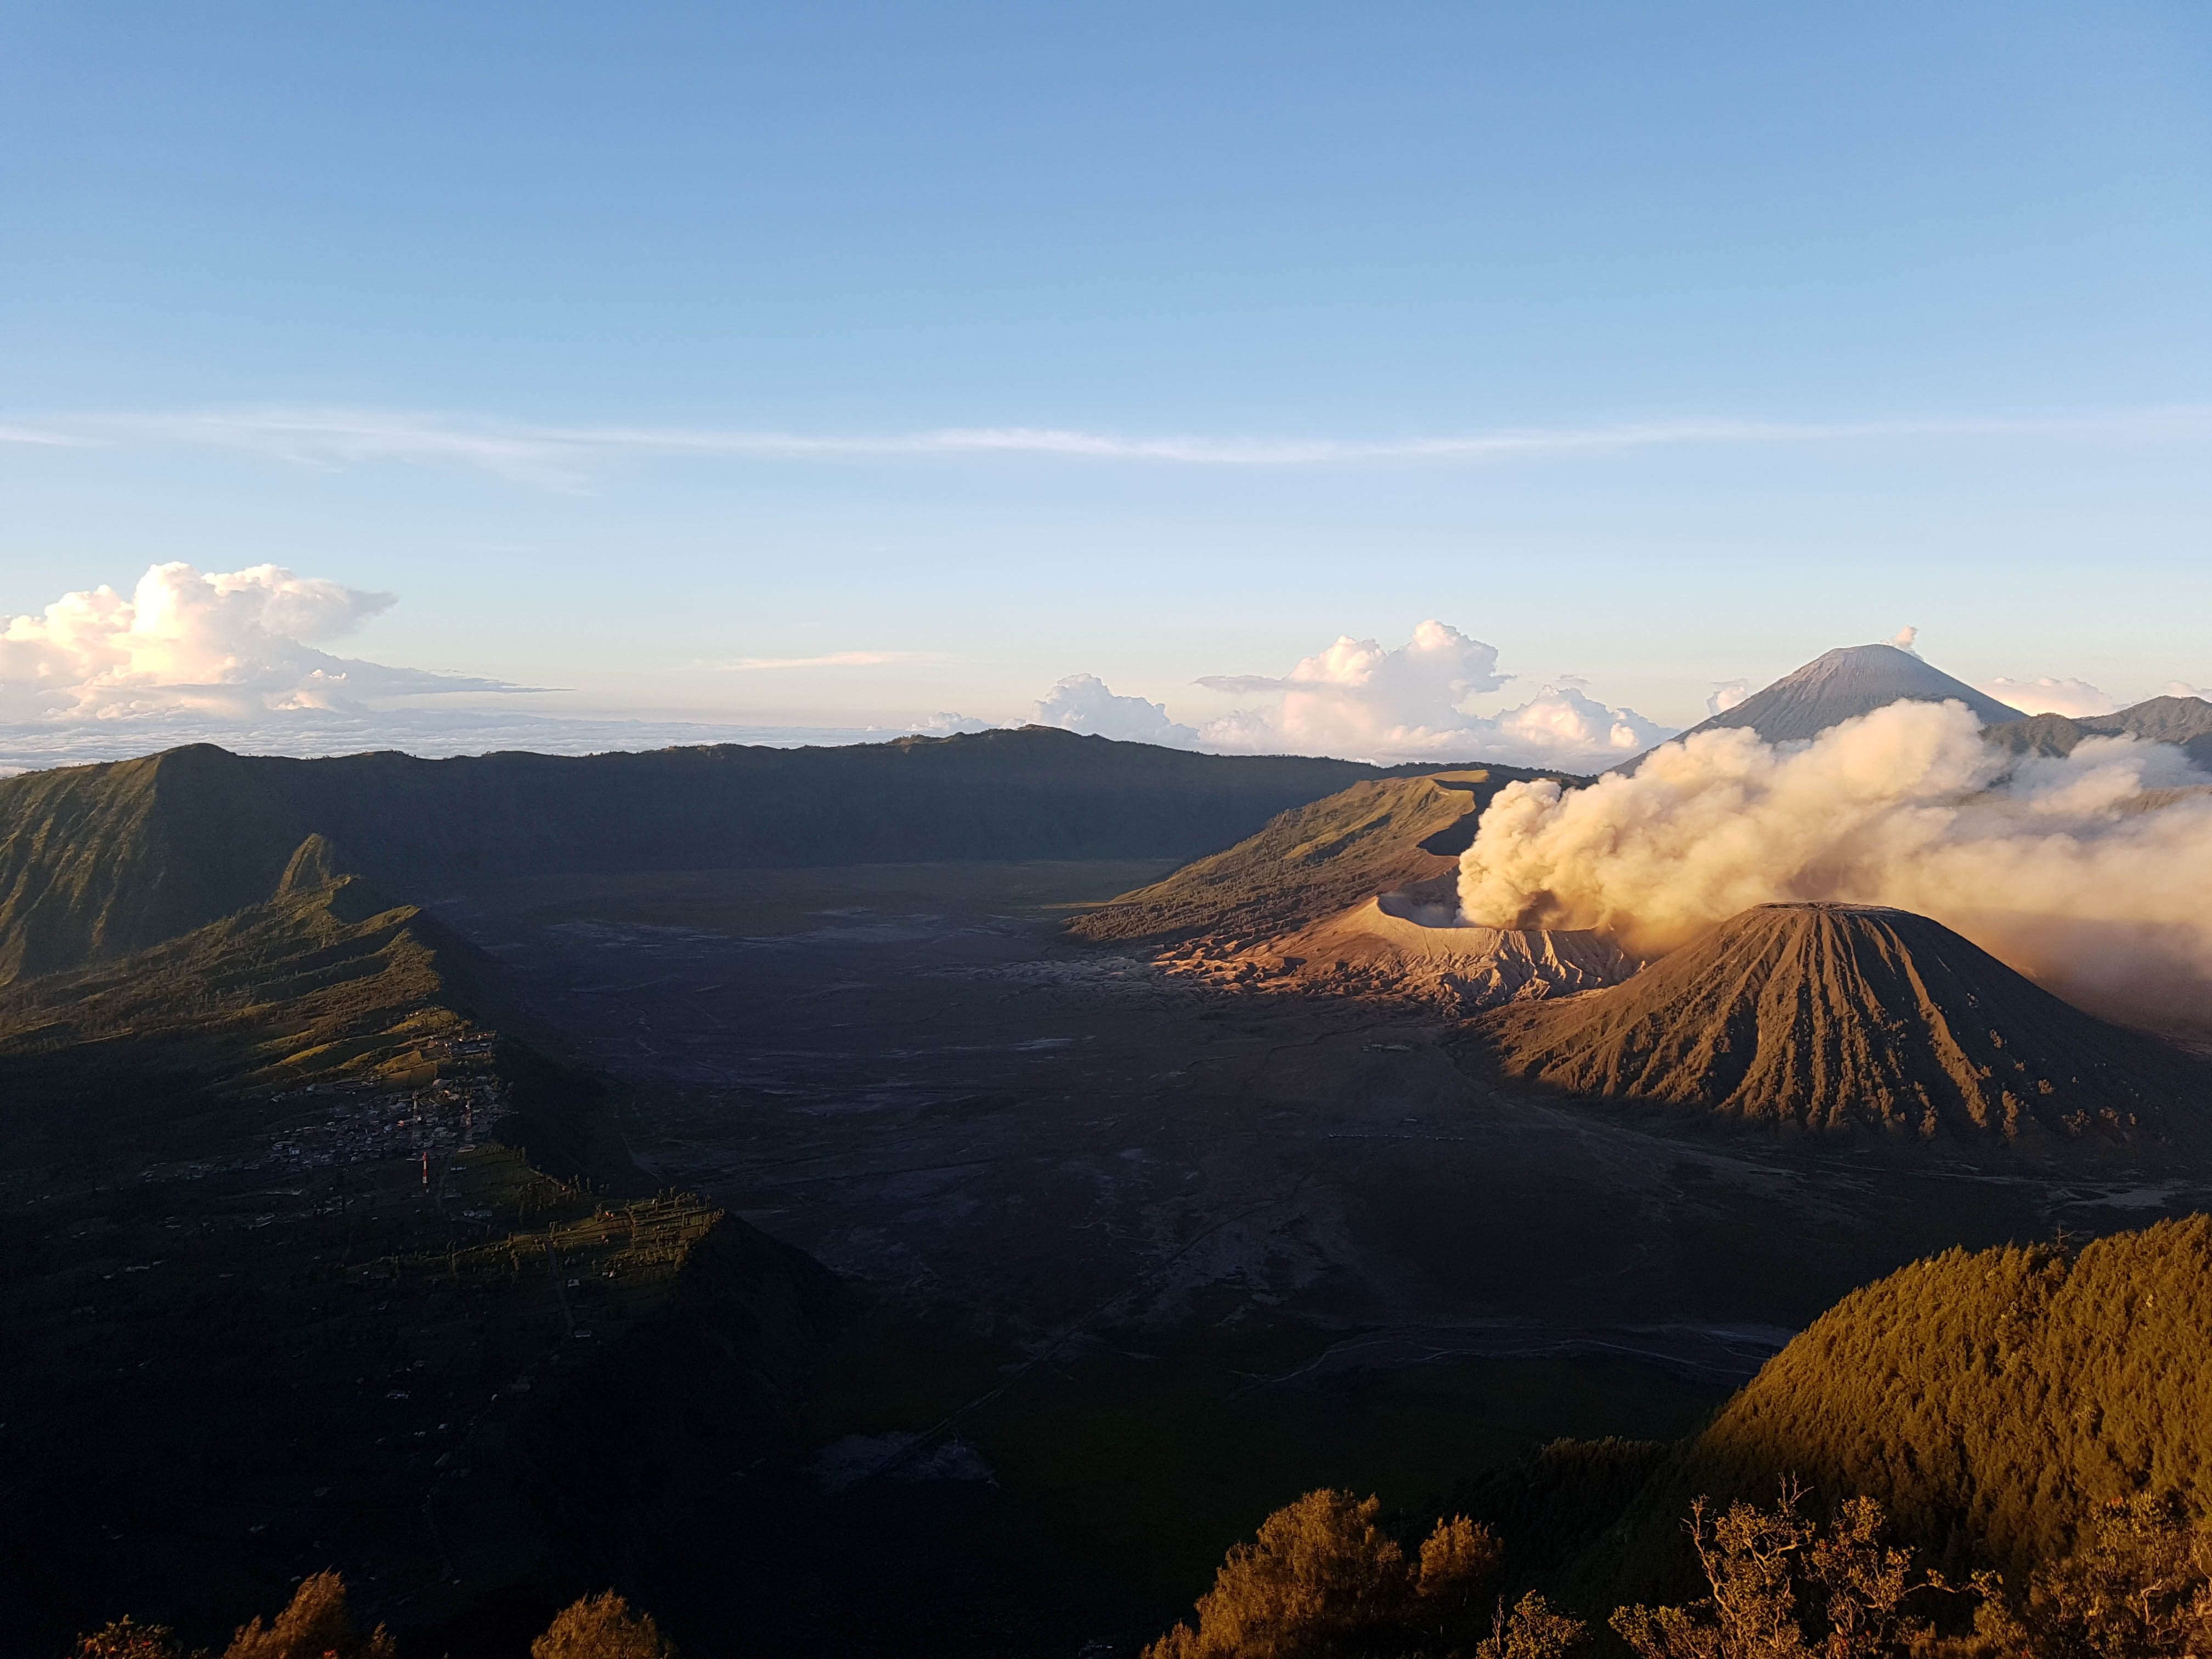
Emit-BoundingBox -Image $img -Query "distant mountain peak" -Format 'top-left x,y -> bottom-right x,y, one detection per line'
1623,642 -> 2026,769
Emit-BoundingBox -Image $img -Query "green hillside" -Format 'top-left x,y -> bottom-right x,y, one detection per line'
0,851 -> 855,1653
0,732 -> 1447,983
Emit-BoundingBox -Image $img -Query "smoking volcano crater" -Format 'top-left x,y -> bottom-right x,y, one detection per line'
1249,879 -> 1638,1011
1470,901 -> 2204,1143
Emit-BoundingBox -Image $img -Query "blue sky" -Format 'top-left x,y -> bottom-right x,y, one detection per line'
3,1 -> 2209,753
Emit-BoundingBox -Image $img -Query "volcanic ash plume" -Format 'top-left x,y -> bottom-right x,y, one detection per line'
1455,698 -> 2212,1032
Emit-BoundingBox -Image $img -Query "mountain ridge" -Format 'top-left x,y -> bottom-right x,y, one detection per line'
0,731 -> 1463,983
1985,693 -> 2212,770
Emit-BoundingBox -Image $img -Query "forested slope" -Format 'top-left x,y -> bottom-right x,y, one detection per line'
1596,1217 -> 2212,1591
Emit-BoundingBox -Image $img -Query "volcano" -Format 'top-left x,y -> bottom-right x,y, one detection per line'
1252,891 -> 1637,1011
1623,643 -> 2025,770
1472,902 -> 2196,1141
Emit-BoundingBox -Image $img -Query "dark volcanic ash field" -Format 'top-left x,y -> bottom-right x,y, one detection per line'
442,861 -> 2206,1371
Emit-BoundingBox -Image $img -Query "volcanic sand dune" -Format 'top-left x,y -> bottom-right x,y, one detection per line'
1472,902 -> 2202,1141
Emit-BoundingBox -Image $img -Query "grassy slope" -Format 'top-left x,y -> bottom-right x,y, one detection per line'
0,732 -> 1444,983
1066,766 -> 1579,949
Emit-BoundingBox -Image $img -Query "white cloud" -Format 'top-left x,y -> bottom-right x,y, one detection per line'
724,650 -> 931,672
0,561 -> 515,725
1706,679 -> 1751,716
1888,625 -> 1921,656
914,711 -> 996,736
0,562 -> 1032,771
1192,621 -> 1673,769
1974,675 -> 2118,719
14,403 -> 2212,487
2160,681 -> 2209,701
1029,674 -> 1198,746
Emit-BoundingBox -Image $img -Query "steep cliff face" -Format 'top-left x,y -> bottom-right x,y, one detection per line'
1472,902 -> 2199,1141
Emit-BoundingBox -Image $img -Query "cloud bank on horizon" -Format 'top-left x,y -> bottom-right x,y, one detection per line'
0,565 -> 1678,774
1,563 -> 2196,780
1186,620 -> 1674,769
0,562 -> 992,774
1020,623 -> 1675,769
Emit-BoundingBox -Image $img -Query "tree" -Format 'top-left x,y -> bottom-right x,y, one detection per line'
71,1618 -> 190,1659
1612,1486 -> 1966,1659
1475,1593 -> 1588,1659
2027,1494 -> 2212,1659
531,1592 -> 677,1659
1144,1489 -> 1499,1659
221,1571 -> 394,1659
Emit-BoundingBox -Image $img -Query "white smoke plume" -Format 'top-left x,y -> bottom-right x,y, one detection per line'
1194,621 -> 1673,768
1456,698 -> 2212,1032
1706,679 -> 1751,716
1974,675 -> 2118,718
1030,674 -> 1199,744
1889,625 -> 1921,655
0,561 -> 511,721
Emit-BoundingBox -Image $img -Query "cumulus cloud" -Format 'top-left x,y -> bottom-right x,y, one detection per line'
1973,675 -> 2118,719
1706,679 -> 1751,716
1193,621 -> 1672,769
1889,625 -> 1920,655
0,562 -> 513,723
1456,698 -> 2212,1032
2162,680 -> 2209,701
1029,674 -> 1198,745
